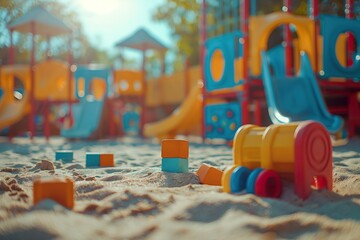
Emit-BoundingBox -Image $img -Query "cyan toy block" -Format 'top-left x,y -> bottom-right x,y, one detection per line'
162,157 -> 188,173
86,153 -> 100,167
55,150 -> 73,162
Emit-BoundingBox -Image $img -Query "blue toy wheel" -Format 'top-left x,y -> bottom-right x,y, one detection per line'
246,168 -> 263,194
230,166 -> 251,193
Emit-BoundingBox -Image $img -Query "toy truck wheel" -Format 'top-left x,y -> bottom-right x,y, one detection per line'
230,166 -> 251,193
255,169 -> 282,198
222,165 -> 238,193
246,168 -> 263,194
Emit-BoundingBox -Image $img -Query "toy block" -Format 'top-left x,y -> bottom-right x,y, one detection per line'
100,153 -> 114,167
196,163 -> 223,186
86,153 -> 100,167
161,139 -> 189,159
162,157 -> 188,173
55,150 -> 73,162
33,177 -> 74,209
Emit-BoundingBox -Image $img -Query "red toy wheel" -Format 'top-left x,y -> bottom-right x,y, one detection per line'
255,169 -> 282,198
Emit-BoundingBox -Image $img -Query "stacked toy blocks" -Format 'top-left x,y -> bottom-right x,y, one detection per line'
86,153 -> 115,167
33,177 -> 74,209
161,139 -> 189,173
55,150 -> 73,162
196,163 -> 223,186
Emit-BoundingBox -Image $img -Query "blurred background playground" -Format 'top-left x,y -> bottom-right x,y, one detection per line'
1,0 -> 360,142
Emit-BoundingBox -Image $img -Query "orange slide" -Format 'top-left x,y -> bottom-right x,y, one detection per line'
144,82 -> 203,139
0,65 -> 31,130
0,60 -> 74,131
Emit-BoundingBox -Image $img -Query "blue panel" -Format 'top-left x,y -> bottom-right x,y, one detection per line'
205,102 -> 241,140
86,153 -> 100,167
204,31 -> 243,91
74,66 -> 111,99
55,150 -> 73,162
162,158 -> 188,173
122,111 -> 140,135
321,15 -> 360,79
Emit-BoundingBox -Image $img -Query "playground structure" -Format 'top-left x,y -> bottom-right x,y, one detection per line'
1,6 -> 74,140
199,0 -> 360,141
1,1 -> 360,142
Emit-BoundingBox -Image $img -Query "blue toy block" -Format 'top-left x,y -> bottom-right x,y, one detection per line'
204,31 -> 244,92
55,150 -> 73,162
86,153 -> 100,167
205,102 -> 241,140
162,158 -> 188,173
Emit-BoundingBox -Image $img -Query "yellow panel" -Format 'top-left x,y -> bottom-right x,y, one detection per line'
34,60 -> 74,101
249,12 -> 315,76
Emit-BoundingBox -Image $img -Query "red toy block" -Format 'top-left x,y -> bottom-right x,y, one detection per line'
33,177 -> 74,209
161,139 -> 189,159
196,163 -> 223,186
100,153 -> 114,167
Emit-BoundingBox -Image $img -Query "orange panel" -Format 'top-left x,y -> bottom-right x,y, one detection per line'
161,139 -> 189,158
196,163 -> 223,186
33,177 -> 74,209
100,153 -> 115,167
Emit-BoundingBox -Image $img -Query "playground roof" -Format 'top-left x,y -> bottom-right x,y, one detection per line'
115,28 -> 167,51
7,6 -> 72,36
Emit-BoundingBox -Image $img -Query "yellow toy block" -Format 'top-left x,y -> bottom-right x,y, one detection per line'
196,163 -> 223,186
33,177 -> 74,209
161,139 -> 189,159
100,153 -> 115,167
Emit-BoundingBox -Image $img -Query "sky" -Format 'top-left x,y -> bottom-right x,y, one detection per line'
66,0 -> 171,59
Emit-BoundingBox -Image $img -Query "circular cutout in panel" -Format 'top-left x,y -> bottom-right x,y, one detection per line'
336,31 -> 358,68
210,49 -> 225,82
134,80 -> 142,92
120,80 -> 129,91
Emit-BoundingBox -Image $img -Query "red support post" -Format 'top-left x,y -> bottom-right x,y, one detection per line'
283,0 -> 293,76
140,49 -> 146,137
67,36 -> 73,127
9,29 -> 14,65
345,0 -> 355,66
44,99 -> 50,141
29,22 -> 36,139
254,100 -> 262,125
241,0 -> 250,124
308,0 -> 319,72
200,0 -> 207,141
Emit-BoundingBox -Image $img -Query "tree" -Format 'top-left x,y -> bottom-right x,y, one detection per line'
0,0 -> 111,65
152,0 -> 200,70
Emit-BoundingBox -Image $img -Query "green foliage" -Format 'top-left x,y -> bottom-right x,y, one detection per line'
0,0 -> 111,65
152,0 -> 200,69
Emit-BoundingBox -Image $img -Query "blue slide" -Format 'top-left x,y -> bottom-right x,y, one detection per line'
261,48 -> 343,134
61,98 -> 104,138
61,66 -> 110,139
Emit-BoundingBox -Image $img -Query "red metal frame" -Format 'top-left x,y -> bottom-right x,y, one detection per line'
241,0 -> 250,125
200,0 -> 207,140
283,0 -> 293,76
29,21 -> 35,140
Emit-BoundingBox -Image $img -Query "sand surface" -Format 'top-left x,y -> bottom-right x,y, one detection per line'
0,136 -> 359,239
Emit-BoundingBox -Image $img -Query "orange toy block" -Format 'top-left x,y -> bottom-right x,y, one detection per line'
161,139 -> 189,159
100,153 -> 115,167
33,177 -> 74,209
196,163 -> 223,186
